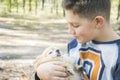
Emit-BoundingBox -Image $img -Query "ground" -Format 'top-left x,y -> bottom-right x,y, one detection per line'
0,18 -> 72,80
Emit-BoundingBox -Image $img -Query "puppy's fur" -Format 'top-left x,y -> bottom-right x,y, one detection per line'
34,46 -> 85,80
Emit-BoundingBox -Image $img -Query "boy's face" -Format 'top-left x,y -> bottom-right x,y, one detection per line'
65,10 -> 98,44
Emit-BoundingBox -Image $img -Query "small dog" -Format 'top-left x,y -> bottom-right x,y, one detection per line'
34,46 -> 85,80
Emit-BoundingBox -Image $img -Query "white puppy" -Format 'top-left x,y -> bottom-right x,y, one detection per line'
34,46 -> 85,80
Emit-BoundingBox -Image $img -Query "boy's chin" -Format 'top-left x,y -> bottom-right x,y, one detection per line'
77,39 -> 88,44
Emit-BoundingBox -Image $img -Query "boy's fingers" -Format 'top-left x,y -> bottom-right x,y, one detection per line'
52,61 -> 67,68
53,70 -> 68,77
53,65 -> 66,72
52,77 -> 69,80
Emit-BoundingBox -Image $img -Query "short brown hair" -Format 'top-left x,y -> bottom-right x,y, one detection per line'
62,0 -> 111,21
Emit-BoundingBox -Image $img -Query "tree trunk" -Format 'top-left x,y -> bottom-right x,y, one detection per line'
63,9 -> 65,16
35,0 -> 38,14
8,0 -> 12,12
117,0 -> 120,20
16,0 -> 19,13
50,0 -> 53,13
41,0 -> 45,10
55,0 -> 58,15
29,0 -> 32,12
23,0 -> 25,13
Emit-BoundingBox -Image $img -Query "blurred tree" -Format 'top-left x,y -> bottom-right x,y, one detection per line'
29,0 -> 32,12
8,0 -> 12,12
63,9 -> 65,16
41,0 -> 45,10
16,0 -> 19,13
55,0 -> 58,15
35,0 -> 38,14
23,0 -> 25,13
50,0 -> 59,15
50,0 -> 53,13
117,0 -> 120,20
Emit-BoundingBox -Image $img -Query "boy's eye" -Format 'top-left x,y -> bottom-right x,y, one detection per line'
68,23 -> 80,28
73,25 -> 80,28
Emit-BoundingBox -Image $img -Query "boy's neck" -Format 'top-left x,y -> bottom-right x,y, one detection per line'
94,24 -> 120,42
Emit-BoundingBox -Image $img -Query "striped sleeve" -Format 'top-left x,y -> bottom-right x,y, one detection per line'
114,64 -> 120,80
113,42 -> 120,80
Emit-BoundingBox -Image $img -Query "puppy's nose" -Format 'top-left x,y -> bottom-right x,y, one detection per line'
56,49 -> 61,57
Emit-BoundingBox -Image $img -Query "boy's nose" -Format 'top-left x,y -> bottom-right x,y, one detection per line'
68,27 -> 75,35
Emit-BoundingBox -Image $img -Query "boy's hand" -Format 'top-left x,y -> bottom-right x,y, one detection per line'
37,61 -> 68,80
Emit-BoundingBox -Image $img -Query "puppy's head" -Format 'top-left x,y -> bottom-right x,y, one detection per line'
34,46 -> 63,68
41,46 -> 62,58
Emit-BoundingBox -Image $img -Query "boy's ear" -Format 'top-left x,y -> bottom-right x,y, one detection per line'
94,16 -> 105,29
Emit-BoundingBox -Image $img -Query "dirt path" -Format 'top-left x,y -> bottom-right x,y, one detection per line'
0,21 -> 72,59
0,19 -> 72,80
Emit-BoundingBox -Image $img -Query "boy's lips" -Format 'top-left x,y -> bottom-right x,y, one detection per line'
74,36 -> 79,39
73,36 -> 83,42
75,37 -> 83,43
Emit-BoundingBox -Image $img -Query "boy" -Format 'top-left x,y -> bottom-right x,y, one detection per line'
35,0 -> 120,80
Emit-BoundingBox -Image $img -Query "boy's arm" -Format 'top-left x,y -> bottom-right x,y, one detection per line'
35,72 -> 40,80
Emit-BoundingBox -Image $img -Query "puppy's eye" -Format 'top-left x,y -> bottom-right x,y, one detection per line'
66,70 -> 73,76
49,51 -> 52,54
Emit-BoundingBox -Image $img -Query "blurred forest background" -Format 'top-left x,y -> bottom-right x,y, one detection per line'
0,0 -> 120,80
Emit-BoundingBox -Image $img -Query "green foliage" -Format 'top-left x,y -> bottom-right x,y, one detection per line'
0,0 -> 119,26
